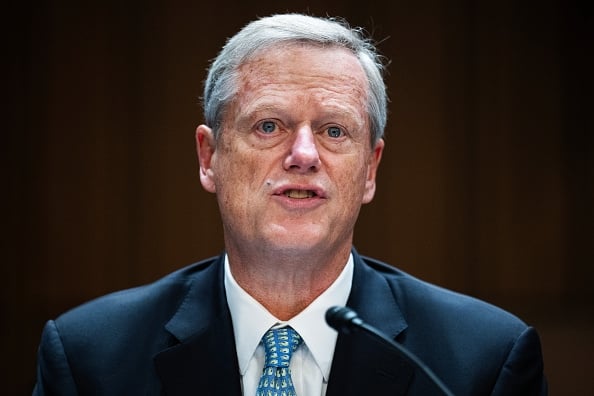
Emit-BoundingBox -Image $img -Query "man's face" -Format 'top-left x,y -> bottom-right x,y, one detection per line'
197,44 -> 383,256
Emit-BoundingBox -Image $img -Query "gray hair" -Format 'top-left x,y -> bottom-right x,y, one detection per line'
202,13 -> 388,145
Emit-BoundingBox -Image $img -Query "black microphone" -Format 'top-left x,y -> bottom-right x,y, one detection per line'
326,306 -> 456,396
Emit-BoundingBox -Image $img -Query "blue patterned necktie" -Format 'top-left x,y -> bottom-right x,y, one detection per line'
256,327 -> 303,396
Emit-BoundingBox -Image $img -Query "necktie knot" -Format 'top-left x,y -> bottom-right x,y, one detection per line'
262,327 -> 302,368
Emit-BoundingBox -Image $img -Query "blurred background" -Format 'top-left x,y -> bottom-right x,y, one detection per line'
5,0 -> 592,394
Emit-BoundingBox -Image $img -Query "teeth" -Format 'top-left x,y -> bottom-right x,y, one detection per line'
284,189 -> 315,199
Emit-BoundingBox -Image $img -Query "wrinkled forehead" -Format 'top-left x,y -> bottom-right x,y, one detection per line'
230,44 -> 370,123
236,43 -> 368,105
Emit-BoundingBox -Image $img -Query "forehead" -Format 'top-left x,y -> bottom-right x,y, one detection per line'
233,44 -> 369,116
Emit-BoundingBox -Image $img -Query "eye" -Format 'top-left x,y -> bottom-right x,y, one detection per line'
327,126 -> 344,138
259,120 -> 277,134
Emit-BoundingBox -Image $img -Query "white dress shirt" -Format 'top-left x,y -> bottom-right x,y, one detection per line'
224,254 -> 354,396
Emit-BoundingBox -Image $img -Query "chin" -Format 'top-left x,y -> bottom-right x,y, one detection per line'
258,230 -> 315,248
265,224 -> 325,244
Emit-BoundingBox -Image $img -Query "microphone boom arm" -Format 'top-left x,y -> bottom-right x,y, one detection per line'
326,306 -> 455,396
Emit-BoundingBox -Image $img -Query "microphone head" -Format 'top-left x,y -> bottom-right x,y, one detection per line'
325,306 -> 363,334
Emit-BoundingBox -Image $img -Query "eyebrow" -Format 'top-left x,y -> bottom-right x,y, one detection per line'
233,102 -> 288,128
236,101 -> 365,130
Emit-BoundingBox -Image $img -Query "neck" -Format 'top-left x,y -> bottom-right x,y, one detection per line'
226,242 -> 352,321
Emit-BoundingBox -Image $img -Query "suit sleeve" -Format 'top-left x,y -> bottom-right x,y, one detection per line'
491,326 -> 547,396
33,320 -> 79,396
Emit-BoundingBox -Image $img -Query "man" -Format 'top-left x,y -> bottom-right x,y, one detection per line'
34,13 -> 547,395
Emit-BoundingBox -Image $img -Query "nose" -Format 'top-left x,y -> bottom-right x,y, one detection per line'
283,126 -> 321,173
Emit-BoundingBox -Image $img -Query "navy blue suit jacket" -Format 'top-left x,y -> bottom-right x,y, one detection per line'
34,251 -> 547,395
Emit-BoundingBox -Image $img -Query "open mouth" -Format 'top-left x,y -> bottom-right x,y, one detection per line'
283,189 -> 317,199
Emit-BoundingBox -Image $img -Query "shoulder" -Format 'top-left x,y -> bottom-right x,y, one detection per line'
53,256 -> 221,342
356,255 -> 547,394
358,254 -> 528,338
35,256 -> 224,392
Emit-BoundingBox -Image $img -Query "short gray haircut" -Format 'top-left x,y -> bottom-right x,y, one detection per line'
202,13 -> 388,145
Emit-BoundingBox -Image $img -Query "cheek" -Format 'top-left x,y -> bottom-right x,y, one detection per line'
332,157 -> 369,203
213,144 -> 266,200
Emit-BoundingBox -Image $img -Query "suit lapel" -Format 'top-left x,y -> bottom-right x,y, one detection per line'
326,250 -> 414,396
153,255 -> 242,396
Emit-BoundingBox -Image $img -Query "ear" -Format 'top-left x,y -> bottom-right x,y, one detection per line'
195,125 -> 217,193
362,138 -> 384,204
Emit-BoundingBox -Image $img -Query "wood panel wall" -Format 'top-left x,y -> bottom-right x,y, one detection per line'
5,0 -> 592,393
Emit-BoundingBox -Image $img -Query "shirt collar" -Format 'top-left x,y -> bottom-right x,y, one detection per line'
224,254 -> 354,380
